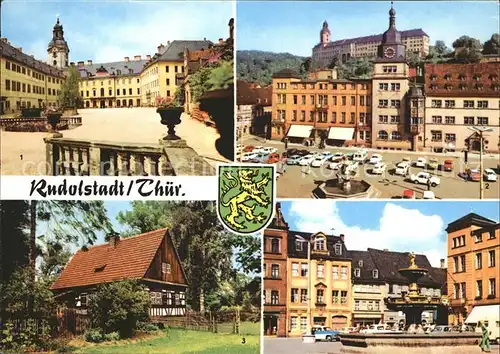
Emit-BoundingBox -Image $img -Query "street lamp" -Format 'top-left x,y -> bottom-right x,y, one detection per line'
295,235 -> 315,343
467,126 -> 493,199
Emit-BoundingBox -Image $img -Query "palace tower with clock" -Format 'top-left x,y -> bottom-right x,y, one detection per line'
47,18 -> 70,70
371,3 -> 418,150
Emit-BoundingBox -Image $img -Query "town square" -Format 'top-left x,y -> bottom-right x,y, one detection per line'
237,1 -> 500,199
0,1 -> 235,176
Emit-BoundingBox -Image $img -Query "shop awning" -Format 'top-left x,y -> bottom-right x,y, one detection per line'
353,314 -> 383,319
287,125 -> 312,138
465,305 -> 500,324
328,127 -> 355,140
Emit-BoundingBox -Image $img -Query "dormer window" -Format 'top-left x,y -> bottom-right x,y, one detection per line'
162,262 -> 171,274
354,268 -> 361,277
430,84 -> 437,90
334,243 -> 342,255
358,260 -> 363,267
430,74 -> 437,81
94,265 -> 106,273
489,74 -> 498,81
459,74 -> 466,81
444,73 -> 451,80
445,84 -> 453,90
459,83 -> 467,90
473,74 -> 481,81
295,240 -> 303,251
373,269 -> 379,279
315,237 -> 325,251
475,83 -> 484,91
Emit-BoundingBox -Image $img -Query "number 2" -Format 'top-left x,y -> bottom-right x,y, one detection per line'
485,183 -> 490,190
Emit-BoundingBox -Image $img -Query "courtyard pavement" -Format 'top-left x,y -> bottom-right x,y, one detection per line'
264,337 -> 342,354
241,136 -> 500,199
0,108 -> 228,175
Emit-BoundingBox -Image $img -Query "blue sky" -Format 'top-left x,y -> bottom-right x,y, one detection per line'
237,1 -> 499,56
1,1 -> 233,63
280,201 -> 499,267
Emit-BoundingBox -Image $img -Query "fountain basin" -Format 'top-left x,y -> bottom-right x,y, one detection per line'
340,333 -> 481,354
313,179 -> 379,199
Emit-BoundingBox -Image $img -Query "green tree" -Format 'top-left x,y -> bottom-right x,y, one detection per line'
188,66 -> 213,103
58,65 -> 82,109
406,52 -> 423,68
88,280 -> 150,338
337,57 -> 373,79
207,60 -> 234,90
452,35 -> 483,63
434,40 -> 449,56
482,33 -> 499,55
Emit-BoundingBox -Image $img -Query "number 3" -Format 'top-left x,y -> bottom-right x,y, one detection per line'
242,337 -> 246,344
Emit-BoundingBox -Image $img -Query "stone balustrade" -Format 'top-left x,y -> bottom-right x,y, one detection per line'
44,137 -> 215,176
0,116 -> 82,129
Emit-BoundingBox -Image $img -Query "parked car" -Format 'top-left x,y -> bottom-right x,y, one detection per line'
285,148 -> 299,157
261,147 -> 278,154
369,154 -> 383,164
299,154 -> 316,166
432,325 -> 452,333
467,168 -> 481,182
339,327 -> 356,334
422,191 -> 436,199
484,168 -> 497,182
428,158 -> 439,170
266,153 -> 281,164
353,150 -> 368,163
314,328 -> 340,342
321,151 -> 333,159
415,157 -> 427,168
243,145 -> 255,152
252,146 -> 265,153
329,161 -> 342,170
330,152 -> 345,162
372,162 -> 387,175
345,161 -> 359,174
311,155 -> 329,167
360,325 -> 401,334
253,152 -> 270,163
287,155 -> 303,165
296,149 -> 310,157
395,162 -> 410,176
242,152 -> 258,162
311,325 -> 328,335
443,159 -> 454,171
402,189 -> 416,199
410,172 -> 441,187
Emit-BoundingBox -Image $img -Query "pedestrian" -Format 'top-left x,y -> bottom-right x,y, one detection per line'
427,178 -> 431,191
301,164 -> 307,177
479,321 -> 491,352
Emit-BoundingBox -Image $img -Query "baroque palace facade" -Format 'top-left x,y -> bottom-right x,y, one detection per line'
0,18 -> 217,113
271,4 -> 500,153
263,203 -> 446,337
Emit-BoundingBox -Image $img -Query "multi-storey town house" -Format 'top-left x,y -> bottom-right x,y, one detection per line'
446,213 -> 499,325
287,232 -> 352,335
271,68 -> 372,147
263,203 -> 289,337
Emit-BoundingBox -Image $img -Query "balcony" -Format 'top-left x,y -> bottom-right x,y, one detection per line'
44,137 -> 214,176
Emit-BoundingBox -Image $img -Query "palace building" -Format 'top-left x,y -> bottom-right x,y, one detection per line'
0,19 -> 66,114
313,21 -> 429,68
446,213 -> 499,326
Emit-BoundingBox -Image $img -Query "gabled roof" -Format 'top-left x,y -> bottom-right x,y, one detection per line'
254,87 -> 272,106
287,231 -> 350,261
367,248 -> 441,288
272,68 -> 301,79
445,213 -> 497,233
51,229 -> 168,290
268,202 -> 289,230
77,59 -> 147,78
157,40 -> 213,62
0,39 -> 65,78
237,80 -> 258,105
350,250 -> 385,284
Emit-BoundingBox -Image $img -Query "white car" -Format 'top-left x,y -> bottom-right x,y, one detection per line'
372,162 -> 387,175
415,157 -> 427,168
484,168 -> 497,182
252,146 -> 265,153
395,162 -> 410,176
321,151 -> 333,159
311,156 -> 329,167
242,152 -> 258,162
299,155 -> 316,166
360,325 -> 401,334
410,172 -> 441,187
261,147 -> 278,154
353,150 -> 368,163
422,191 -> 436,199
369,154 -> 383,164
330,152 -> 345,162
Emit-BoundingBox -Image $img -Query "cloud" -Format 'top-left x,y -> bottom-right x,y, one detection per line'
288,201 -> 446,267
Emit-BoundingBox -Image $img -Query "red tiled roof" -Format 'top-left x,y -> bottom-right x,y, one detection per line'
51,229 -> 167,290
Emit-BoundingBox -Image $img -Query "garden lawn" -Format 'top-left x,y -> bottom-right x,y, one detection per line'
75,328 -> 259,354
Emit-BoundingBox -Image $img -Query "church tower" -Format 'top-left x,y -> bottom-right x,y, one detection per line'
47,18 -> 69,69
376,2 -> 406,60
320,21 -> 331,45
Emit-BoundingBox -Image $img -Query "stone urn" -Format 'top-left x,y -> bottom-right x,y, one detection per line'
198,85 -> 234,161
46,112 -> 62,133
157,107 -> 184,140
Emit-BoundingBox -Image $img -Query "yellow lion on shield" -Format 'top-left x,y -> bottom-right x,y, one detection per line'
220,169 -> 271,230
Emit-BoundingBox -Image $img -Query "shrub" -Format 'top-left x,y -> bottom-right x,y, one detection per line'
136,322 -> 160,333
84,329 -> 104,343
88,280 -> 151,338
103,331 -> 120,341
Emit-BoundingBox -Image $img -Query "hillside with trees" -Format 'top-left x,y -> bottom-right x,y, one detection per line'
237,50 -> 306,85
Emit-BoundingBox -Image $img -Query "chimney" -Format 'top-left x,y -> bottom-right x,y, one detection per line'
77,61 -> 84,67
203,37 -> 206,41
0,37 -> 7,43
440,259 -> 445,269
17,47 -> 22,52
134,55 -> 141,61
157,44 -> 164,53
167,41 -> 171,46
383,248 -> 389,252
339,234 -> 345,242
106,232 -> 120,248
146,55 -> 151,60
124,56 -> 129,62
87,59 -> 93,65
218,38 -> 224,45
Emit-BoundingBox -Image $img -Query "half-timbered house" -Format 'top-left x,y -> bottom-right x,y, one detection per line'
51,228 -> 188,318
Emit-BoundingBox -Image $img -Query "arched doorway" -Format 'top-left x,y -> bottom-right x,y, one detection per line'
128,99 -> 133,107
331,315 -> 348,330
471,140 -> 481,152
100,101 -> 105,108
122,99 -> 126,107
117,100 -> 121,107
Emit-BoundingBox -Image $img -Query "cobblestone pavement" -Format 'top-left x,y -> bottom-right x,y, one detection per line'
241,136 -> 500,200
1,108 -> 228,175
264,337 -> 341,354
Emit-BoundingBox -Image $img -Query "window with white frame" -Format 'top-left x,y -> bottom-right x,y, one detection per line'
373,269 -> 379,279
317,264 -> 325,278
341,291 -> 347,304
301,263 -> 308,277
489,250 -> 495,267
300,317 -> 307,332
335,243 -> 342,255
292,262 -> 299,276
489,278 -> 496,296
354,268 -> 361,277
150,292 -> 163,305
291,317 -> 298,331
333,266 -> 339,280
341,266 -> 348,280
